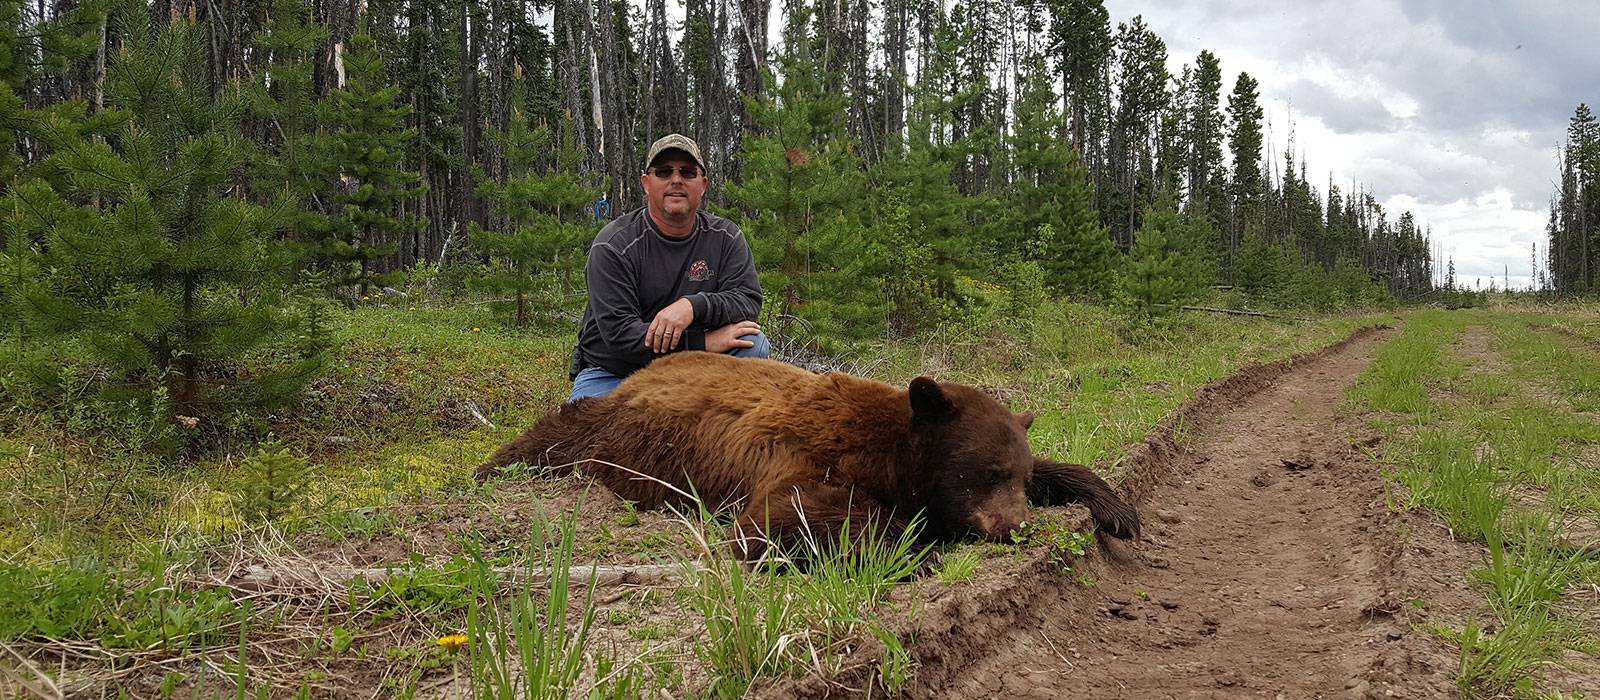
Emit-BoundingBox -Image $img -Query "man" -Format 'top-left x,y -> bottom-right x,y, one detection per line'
567,133 -> 768,401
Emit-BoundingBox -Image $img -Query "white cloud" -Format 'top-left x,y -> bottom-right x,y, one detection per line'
1104,0 -> 1593,291
1389,188 -> 1546,288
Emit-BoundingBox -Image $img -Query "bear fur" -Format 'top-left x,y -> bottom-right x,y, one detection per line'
476,352 -> 1139,559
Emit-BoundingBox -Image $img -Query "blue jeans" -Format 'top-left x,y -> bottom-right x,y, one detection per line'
568,331 -> 771,401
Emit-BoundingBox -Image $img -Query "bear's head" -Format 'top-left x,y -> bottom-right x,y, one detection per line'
907,377 -> 1035,542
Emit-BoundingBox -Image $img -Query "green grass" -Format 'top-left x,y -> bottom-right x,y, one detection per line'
870,302 -> 1391,473
1349,308 -> 1600,697
1440,611 -> 1584,699
1347,309 -> 1465,417
676,503 -> 928,699
934,551 -> 982,584
465,510 -> 598,700
1010,515 -> 1097,584
1494,314 -> 1600,413
0,305 -> 578,562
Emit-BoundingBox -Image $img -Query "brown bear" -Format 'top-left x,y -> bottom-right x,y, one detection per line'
476,352 -> 1139,559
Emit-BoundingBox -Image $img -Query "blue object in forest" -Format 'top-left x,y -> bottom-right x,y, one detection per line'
593,195 -> 612,220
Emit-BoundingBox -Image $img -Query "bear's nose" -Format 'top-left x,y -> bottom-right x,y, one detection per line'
990,518 -> 1021,541
973,513 -> 1019,541
969,512 -> 995,537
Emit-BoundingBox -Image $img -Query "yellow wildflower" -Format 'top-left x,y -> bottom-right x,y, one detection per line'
408,306 -> 417,311
471,327 -> 481,333
436,634 -> 468,651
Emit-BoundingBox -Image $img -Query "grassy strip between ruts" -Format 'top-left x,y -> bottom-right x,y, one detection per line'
0,301 -> 1390,696
1348,308 -> 1600,698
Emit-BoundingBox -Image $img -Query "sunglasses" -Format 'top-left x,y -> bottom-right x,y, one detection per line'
648,165 -> 702,180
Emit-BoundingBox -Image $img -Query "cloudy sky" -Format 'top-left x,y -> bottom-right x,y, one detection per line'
1101,0 -> 1600,289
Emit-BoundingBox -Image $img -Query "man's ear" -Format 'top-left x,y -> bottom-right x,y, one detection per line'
1016,412 -> 1035,431
909,377 -> 955,423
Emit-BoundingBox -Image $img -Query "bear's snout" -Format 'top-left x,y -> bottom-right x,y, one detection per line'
971,511 -> 1022,541
969,490 -> 1030,541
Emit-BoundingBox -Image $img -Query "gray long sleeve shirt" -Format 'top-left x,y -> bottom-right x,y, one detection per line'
575,208 -> 762,378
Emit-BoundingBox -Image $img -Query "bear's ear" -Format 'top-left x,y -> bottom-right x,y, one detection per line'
909,377 -> 955,423
1016,412 -> 1035,431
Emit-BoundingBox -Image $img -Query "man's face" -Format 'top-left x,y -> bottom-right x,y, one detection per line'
640,152 -> 707,221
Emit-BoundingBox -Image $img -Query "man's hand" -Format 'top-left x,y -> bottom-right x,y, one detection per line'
706,320 -> 761,353
646,298 -> 695,353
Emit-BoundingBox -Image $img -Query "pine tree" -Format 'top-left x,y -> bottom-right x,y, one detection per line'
0,0 -> 101,336
232,441 -> 313,522
855,192 -> 944,337
1233,229 -> 1291,305
870,141 -> 968,331
1155,66 -> 1191,199
1226,71 -> 1264,262
0,2 -> 34,337
368,0 -> 463,262
873,12 -> 973,325
1008,52 -> 1116,299
240,4 -> 339,357
726,2 -> 868,341
0,0 -> 34,181
469,74 -> 597,327
0,187 -> 47,339
1045,0 -> 1110,160
1391,211 -> 1429,297
1185,50 -> 1228,238
1120,195 -> 1212,317
1550,103 -> 1600,293
321,30 -> 427,298
1107,17 -> 1167,245
1279,153 -> 1327,264
18,21 -> 319,425
950,0 -> 1006,196
244,0 -> 333,257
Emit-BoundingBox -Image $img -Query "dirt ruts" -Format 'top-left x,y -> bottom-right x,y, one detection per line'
767,326 -> 1480,699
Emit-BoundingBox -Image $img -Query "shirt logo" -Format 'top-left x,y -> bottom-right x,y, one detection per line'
688,260 -> 713,282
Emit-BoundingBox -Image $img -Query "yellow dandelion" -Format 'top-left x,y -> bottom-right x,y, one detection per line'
471,327 -> 481,333
409,306 -> 417,311
436,634 -> 468,651
361,295 -> 370,301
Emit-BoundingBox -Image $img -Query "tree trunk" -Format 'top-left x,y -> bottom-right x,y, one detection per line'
91,12 -> 106,113
594,0 -> 628,206
458,2 -> 479,234
734,0 -> 768,132
583,0 -> 605,179
846,0 -> 875,163
488,0 -> 510,190
883,0 -> 907,149
558,0 -> 589,174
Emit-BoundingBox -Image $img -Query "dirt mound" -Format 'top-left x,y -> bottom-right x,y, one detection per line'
765,325 -> 1482,699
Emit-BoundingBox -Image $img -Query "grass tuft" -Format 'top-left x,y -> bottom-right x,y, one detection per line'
464,504 -> 599,699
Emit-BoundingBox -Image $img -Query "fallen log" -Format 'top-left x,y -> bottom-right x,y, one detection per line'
1154,304 -> 1310,321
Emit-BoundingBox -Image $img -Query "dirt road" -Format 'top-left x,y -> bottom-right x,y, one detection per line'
891,327 -> 1476,699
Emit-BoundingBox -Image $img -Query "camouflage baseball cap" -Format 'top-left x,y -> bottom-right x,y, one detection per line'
644,133 -> 706,173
